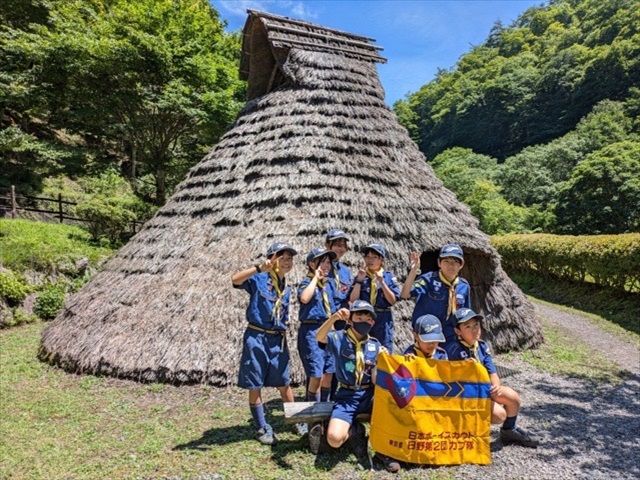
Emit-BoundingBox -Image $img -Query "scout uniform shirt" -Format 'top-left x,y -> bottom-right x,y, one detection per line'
325,329 -> 381,388
234,271 -> 290,331
409,271 -> 471,342
327,261 -> 353,310
298,275 -> 337,322
445,339 -> 497,375
402,344 -> 449,360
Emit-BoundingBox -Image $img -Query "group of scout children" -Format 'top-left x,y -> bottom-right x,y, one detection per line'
231,232 -> 538,472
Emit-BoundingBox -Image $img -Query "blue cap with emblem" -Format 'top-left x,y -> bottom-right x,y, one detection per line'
454,308 -> 484,324
326,228 -> 349,242
362,243 -> 386,259
439,243 -> 464,260
414,315 -> 445,342
350,299 -> 377,319
306,247 -> 337,264
266,242 -> 298,258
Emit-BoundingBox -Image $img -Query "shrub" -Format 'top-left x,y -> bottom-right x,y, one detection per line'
0,271 -> 30,305
491,233 -> 640,292
12,308 -> 39,326
34,283 -> 67,320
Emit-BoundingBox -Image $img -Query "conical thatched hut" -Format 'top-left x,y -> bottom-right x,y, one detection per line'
40,10 -> 542,386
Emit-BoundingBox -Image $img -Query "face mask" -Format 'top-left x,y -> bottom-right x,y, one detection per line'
351,321 -> 372,337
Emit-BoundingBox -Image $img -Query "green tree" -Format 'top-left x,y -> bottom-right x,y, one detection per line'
1,0 -> 245,204
555,141 -> 640,234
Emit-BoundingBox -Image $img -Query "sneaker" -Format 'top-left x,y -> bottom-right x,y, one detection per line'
375,453 -> 401,473
348,421 -> 368,458
308,422 -> 325,455
295,422 -> 308,436
256,424 -> 277,445
500,426 -> 539,448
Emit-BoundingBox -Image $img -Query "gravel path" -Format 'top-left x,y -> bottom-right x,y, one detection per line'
447,302 -> 640,480
534,302 -> 640,376
369,301 -> 640,480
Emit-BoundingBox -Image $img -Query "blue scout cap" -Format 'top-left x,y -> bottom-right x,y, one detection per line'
439,243 -> 464,260
414,315 -> 446,342
266,242 -> 298,258
362,243 -> 386,258
306,247 -> 337,264
350,300 -> 377,319
454,308 -> 484,324
326,228 -> 349,242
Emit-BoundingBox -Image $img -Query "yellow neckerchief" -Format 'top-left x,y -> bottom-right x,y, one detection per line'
269,268 -> 286,324
438,271 -> 459,318
346,327 -> 369,387
307,271 -> 331,317
366,267 -> 384,306
460,338 -> 481,362
332,262 -> 342,290
413,343 -> 433,359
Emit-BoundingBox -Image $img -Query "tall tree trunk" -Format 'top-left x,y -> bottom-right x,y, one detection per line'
155,170 -> 166,206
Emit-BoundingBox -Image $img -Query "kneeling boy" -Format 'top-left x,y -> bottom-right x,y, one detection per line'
445,308 -> 539,448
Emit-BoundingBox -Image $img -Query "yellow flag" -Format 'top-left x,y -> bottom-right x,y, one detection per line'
370,353 -> 492,465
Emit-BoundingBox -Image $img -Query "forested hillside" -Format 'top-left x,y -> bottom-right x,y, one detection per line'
395,0 -> 640,235
1,0 -> 245,241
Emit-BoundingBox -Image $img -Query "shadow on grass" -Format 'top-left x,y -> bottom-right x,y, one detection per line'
510,273 -> 640,335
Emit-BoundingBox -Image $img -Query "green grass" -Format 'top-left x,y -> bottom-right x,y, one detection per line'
506,311 -> 631,385
0,219 -> 114,273
1,323 -> 456,480
509,272 -> 640,335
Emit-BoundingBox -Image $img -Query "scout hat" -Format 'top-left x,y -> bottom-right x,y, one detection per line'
362,243 -> 386,258
266,242 -> 298,257
414,315 -> 446,342
454,308 -> 484,324
306,247 -> 337,264
350,300 -> 377,319
439,243 -> 464,260
325,228 -> 349,242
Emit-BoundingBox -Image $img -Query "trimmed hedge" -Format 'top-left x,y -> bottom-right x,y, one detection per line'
491,233 -> 640,293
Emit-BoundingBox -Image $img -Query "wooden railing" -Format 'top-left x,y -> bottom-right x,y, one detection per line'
0,185 -> 143,233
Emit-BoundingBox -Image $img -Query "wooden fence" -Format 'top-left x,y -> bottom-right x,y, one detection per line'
0,185 -> 143,233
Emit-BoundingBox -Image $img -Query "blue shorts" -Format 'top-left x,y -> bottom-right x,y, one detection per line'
297,323 -> 325,378
331,387 -> 374,424
238,327 -> 290,389
371,312 -> 394,353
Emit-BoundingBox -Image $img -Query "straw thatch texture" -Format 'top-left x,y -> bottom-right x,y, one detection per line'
39,10 -> 542,386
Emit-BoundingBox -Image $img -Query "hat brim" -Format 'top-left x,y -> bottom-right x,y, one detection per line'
418,333 -> 445,343
439,253 -> 464,260
456,313 -> 484,324
327,233 -> 348,241
272,247 -> 298,257
351,307 -> 377,320
362,246 -> 385,258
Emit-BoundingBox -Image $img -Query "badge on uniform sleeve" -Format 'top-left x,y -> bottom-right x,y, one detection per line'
367,343 -> 377,351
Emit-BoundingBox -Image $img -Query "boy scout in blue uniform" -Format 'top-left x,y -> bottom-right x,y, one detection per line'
401,243 -> 471,346
446,308 -> 539,448
313,300 -> 401,472
325,228 -> 353,310
350,243 -> 401,352
231,242 -> 306,445
403,314 -> 449,360
323,228 -> 353,401
298,247 -> 337,402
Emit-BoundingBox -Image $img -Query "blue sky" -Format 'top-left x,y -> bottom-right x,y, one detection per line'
210,0 -> 545,105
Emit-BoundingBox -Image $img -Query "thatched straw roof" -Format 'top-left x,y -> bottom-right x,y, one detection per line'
40,10 -> 542,386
